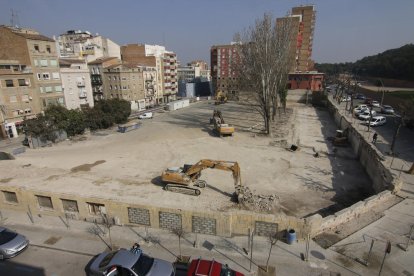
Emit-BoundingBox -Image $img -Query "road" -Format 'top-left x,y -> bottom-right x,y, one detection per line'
0,245 -> 91,276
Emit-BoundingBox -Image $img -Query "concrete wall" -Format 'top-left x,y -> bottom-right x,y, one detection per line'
313,97 -> 403,233
0,185 -> 311,239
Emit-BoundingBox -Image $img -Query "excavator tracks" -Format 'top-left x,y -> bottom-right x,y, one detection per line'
165,184 -> 201,196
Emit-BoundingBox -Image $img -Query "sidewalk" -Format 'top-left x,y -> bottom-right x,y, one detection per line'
1,209 -> 363,276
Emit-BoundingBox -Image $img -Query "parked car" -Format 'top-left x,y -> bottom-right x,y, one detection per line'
371,100 -> 380,107
353,105 -> 368,114
363,116 -> 387,127
0,227 -> 29,259
138,112 -> 153,119
358,110 -> 377,120
187,258 -> 244,276
340,95 -> 351,102
85,248 -> 174,276
381,105 -> 395,114
354,93 -> 366,100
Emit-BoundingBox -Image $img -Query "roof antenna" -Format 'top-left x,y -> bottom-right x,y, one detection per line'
10,9 -> 20,28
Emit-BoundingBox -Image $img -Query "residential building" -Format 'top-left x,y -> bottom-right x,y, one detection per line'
177,61 -> 211,98
277,5 -> 316,73
121,44 -> 178,104
288,71 -> 324,92
87,57 -> 120,102
210,44 -> 239,99
102,63 -> 154,111
56,30 -> 121,62
0,25 -> 63,137
59,59 -> 94,110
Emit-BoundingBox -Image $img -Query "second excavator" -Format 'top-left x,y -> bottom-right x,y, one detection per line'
160,159 -> 243,199
210,109 -> 235,137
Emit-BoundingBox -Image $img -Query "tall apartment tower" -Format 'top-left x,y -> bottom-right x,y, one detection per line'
210,44 -> 239,98
277,5 -> 316,73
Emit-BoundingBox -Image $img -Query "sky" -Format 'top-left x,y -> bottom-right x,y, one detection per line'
1,0 -> 413,65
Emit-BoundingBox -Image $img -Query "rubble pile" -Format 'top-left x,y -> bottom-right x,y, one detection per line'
236,185 -> 279,212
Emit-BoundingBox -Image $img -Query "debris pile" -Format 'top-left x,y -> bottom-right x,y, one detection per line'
235,185 -> 279,212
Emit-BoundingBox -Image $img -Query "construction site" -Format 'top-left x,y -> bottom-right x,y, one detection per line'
1,92 -> 395,231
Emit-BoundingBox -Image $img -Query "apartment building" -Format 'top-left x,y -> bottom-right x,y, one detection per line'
56,30 -> 121,62
59,59 -> 94,110
121,44 -> 178,104
0,25 -> 63,137
210,44 -> 239,98
88,57 -> 120,101
277,5 -> 316,73
102,64 -> 150,111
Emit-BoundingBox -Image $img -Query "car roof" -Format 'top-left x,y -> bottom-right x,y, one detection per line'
91,249 -> 140,273
372,116 -> 385,119
383,105 -> 392,108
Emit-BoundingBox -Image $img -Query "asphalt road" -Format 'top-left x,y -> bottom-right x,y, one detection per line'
0,245 -> 91,276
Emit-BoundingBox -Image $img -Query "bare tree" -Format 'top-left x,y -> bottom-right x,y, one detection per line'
234,13 -> 294,135
102,214 -> 115,250
172,227 -> 185,261
265,232 -> 278,272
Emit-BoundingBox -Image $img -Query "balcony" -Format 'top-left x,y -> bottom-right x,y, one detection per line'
79,92 -> 87,98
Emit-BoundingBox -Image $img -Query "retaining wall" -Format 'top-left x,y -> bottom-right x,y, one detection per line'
0,185 -> 311,239
313,97 -> 403,233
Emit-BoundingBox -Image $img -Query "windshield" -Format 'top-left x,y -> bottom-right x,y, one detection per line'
131,254 -> 154,276
0,230 -> 18,245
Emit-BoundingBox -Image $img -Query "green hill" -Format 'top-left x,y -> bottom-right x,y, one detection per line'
315,44 -> 414,81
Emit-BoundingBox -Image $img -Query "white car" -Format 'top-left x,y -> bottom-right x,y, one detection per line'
364,116 -> 386,127
138,112 -> 153,119
371,101 -> 380,107
358,110 -> 377,120
381,105 -> 395,114
341,96 -> 351,102
353,105 -> 368,114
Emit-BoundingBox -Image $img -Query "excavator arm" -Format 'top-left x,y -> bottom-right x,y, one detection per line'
185,159 -> 241,187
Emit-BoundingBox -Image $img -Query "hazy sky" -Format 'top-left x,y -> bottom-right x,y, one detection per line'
1,0 -> 413,65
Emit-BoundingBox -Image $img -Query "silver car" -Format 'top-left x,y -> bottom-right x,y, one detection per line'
85,248 -> 174,276
0,227 -> 29,259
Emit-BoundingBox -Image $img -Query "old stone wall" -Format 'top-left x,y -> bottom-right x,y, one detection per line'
0,185 -> 309,239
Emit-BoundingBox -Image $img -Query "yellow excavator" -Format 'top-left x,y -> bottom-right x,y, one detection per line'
161,159 -> 243,198
210,109 -> 234,137
215,90 -> 227,105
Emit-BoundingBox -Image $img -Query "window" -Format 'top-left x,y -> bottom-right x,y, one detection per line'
57,97 -> 64,104
109,85 -> 112,90
108,76 -> 111,80
5,79 -> 14,87
34,44 -> 39,52
50,60 -> 58,67
37,73 -> 42,80
122,77 -> 127,80
55,85 -> 62,92
52,72 -> 60,80
40,87 -> 44,93
61,199 -> 79,212
34,59 -> 39,67
18,79 -> 28,86
114,85 -> 117,90
3,191 -> 18,203
40,59 -> 48,67
87,202 -> 105,215
45,86 -> 52,93
9,95 -> 17,103
46,45 -> 51,53
36,195 -> 53,209
24,108 -> 31,114
113,76 -> 117,81
42,73 -> 50,80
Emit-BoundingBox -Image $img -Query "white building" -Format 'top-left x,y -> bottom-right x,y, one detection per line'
56,30 -> 121,62
59,59 -> 94,110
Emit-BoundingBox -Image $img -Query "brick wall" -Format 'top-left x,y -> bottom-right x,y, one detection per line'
192,216 -> 216,235
255,221 -> 278,237
159,211 -> 182,230
128,207 -> 150,226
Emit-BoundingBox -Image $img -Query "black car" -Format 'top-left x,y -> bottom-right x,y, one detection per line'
355,93 -> 366,100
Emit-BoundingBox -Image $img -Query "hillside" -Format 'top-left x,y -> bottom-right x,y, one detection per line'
315,44 -> 414,81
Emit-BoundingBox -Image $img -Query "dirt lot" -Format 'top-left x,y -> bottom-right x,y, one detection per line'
0,100 -> 373,217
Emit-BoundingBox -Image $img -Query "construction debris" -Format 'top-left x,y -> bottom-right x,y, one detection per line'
236,185 -> 279,212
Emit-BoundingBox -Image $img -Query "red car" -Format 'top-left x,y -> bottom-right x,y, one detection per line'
187,259 -> 244,276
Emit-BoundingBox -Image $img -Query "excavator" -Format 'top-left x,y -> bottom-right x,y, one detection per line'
214,90 -> 227,105
161,159 -> 243,200
210,109 -> 235,137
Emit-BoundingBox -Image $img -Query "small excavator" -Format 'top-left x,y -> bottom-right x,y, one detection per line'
161,159 -> 243,199
214,90 -> 227,105
210,109 -> 234,137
